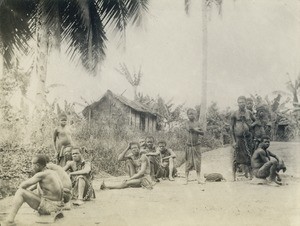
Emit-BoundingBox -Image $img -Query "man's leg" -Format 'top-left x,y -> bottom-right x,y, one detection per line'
6,189 -> 41,223
184,171 -> 189,185
168,158 -> 175,181
73,177 -> 86,205
125,159 -> 136,177
101,179 -> 142,189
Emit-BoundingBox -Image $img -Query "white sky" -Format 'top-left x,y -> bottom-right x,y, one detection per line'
20,0 -> 300,112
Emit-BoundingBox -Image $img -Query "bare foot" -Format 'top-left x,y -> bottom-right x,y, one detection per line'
197,180 -> 205,185
63,202 -> 71,210
268,181 -> 281,186
169,177 -> 175,181
100,181 -> 107,190
73,199 -> 84,206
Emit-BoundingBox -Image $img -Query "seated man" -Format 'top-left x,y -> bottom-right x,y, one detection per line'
251,136 -> 283,185
45,157 -> 72,207
144,136 -> 160,182
118,142 -> 142,177
64,148 -> 95,206
100,145 -> 153,190
5,155 -> 63,225
155,140 -> 177,181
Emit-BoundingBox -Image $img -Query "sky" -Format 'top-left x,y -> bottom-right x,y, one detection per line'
14,0 -> 300,113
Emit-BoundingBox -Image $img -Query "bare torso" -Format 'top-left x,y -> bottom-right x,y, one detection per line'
55,126 -> 72,150
46,163 -> 72,190
37,169 -> 63,201
185,120 -> 202,145
232,110 -> 253,137
251,148 -> 270,170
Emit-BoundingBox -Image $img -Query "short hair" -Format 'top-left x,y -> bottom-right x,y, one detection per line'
261,136 -> 270,141
71,147 -> 81,153
130,142 -> 140,148
187,108 -> 196,114
146,136 -> 154,142
34,155 -> 47,167
246,98 -> 253,102
59,112 -> 67,119
237,96 -> 246,102
158,140 -> 167,146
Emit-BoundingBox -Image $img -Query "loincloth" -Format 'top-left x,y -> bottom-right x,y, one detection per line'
185,145 -> 202,172
38,197 -> 63,215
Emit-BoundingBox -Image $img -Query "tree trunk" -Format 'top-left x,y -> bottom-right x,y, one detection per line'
35,6 -> 49,108
133,85 -> 138,100
200,0 -> 208,132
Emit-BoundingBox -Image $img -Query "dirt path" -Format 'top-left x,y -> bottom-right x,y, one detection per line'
1,142 -> 300,226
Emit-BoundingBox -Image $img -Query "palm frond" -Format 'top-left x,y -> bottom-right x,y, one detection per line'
125,0 -> 149,27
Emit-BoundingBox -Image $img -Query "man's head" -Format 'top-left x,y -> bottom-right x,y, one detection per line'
256,104 -> 268,119
146,136 -> 155,148
71,147 -> 82,162
237,96 -> 246,111
246,98 -> 254,111
158,140 -> 167,152
59,113 -> 67,126
130,142 -> 140,156
260,136 -> 270,149
32,155 -> 47,173
187,108 -> 197,121
139,138 -> 146,147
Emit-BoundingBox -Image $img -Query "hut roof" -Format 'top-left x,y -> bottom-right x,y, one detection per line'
83,90 -> 158,116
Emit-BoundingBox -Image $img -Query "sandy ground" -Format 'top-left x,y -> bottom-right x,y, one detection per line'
1,142 -> 300,226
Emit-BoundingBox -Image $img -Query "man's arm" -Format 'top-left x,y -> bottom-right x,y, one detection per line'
19,172 -> 44,189
268,151 -> 279,162
258,150 -> 270,163
117,144 -> 131,161
230,113 -> 237,145
162,149 -> 176,160
128,155 -> 147,180
63,161 -> 72,172
70,162 -> 91,176
146,149 -> 160,156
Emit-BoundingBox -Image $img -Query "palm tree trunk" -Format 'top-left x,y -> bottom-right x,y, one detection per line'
133,85 -> 138,100
35,6 -> 49,108
200,0 -> 208,132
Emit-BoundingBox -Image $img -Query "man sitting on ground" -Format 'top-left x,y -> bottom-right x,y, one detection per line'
45,157 -> 72,208
155,140 -> 177,181
100,142 -> 153,190
64,148 -> 95,206
251,136 -> 283,185
4,155 -> 63,225
118,142 -> 143,177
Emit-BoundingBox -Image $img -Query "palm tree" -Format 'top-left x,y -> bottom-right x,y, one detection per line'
1,0 -> 149,107
185,0 -> 222,131
115,63 -> 142,100
286,73 -> 300,107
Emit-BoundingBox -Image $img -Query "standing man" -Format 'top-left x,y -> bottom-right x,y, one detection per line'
251,136 -> 283,185
246,98 -> 255,113
231,96 -> 256,180
184,108 -> 204,185
64,148 -> 95,206
5,155 -> 63,224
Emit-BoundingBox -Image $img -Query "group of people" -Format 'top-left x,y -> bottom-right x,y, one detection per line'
4,113 -> 95,225
231,96 -> 286,185
4,100 -> 287,225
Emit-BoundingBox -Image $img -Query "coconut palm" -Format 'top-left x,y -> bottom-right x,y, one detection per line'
115,63 -> 142,100
1,0 -> 149,107
185,0 -> 222,131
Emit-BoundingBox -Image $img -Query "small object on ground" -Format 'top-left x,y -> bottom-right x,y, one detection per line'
204,173 -> 226,182
35,210 -> 64,224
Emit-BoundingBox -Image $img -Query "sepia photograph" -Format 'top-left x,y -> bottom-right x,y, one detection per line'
0,0 -> 299,225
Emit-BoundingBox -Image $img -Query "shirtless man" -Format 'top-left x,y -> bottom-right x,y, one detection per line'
251,136 -> 282,185
184,108 -> 205,185
100,145 -> 153,190
64,148 -> 95,206
144,136 -> 160,182
155,140 -> 177,181
118,142 -> 142,177
246,98 -> 255,113
4,155 -> 63,224
45,158 -> 72,206
53,113 -> 73,167
231,96 -> 256,180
